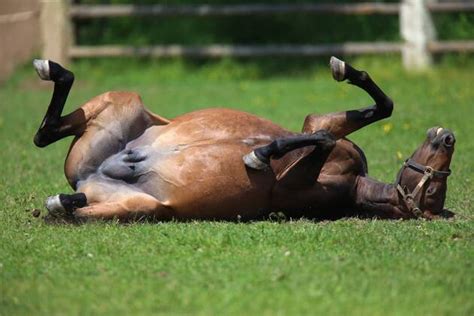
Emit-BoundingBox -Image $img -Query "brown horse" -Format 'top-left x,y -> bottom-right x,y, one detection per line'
33,57 -> 455,221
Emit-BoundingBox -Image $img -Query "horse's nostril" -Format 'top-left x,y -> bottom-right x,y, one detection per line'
443,134 -> 455,147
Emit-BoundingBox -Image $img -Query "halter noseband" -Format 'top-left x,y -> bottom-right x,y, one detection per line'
395,158 -> 451,218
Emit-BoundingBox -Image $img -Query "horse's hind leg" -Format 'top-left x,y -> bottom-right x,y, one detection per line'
45,192 -> 88,215
46,179 -> 173,222
33,59 -> 77,147
73,180 -> 173,221
32,59 -> 169,187
303,57 -> 393,137
73,194 -> 172,221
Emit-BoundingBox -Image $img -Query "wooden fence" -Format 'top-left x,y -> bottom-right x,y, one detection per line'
40,0 -> 474,70
0,0 -> 41,83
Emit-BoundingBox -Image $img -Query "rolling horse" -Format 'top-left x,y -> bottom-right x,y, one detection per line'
32,57 -> 455,221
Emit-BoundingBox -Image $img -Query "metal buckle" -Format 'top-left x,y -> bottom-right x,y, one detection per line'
424,166 -> 434,179
412,207 -> 422,217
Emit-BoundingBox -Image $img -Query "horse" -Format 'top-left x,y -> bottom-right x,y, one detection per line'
32,57 -> 455,221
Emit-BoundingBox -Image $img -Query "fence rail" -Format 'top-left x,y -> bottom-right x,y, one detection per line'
69,3 -> 401,18
427,2 -> 474,12
69,2 -> 474,18
41,1 -> 474,70
70,42 -> 403,58
428,40 -> 474,53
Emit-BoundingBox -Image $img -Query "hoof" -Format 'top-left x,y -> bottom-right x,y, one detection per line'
329,56 -> 346,82
33,59 -> 51,80
243,151 -> 269,170
45,194 -> 65,214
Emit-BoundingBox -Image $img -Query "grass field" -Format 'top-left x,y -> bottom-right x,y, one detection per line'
0,57 -> 473,315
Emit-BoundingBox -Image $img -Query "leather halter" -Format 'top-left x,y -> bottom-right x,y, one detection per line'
395,158 -> 451,217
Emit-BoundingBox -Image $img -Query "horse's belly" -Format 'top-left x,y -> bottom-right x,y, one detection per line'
113,108 -> 298,219
137,143 -> 275,220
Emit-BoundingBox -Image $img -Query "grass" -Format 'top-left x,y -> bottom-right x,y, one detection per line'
0,56 -> 473,315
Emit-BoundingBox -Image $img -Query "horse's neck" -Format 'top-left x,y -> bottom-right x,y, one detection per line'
354,176 -> 406,218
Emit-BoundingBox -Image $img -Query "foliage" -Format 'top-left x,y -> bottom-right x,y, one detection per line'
74,0 -> 474,47
0,57 -> 473,314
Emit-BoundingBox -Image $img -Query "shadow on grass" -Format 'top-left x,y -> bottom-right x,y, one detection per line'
37,207 -> 455,226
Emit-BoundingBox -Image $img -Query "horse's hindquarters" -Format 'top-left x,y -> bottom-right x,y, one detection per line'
64,92 -> 162,187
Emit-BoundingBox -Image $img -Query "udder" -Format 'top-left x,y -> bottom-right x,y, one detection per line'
98,147 -> 154,182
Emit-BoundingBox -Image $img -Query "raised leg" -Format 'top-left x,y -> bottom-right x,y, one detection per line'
244,57 -> 393,172
243,130 -> 336,170
303,57 -> 393,137
32,59 -> 170,187
33,59 -> 76,147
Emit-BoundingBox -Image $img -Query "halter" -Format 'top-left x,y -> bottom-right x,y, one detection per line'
395,158 -> 451,217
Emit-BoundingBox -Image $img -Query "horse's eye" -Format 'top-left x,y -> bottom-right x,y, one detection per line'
426,186 -> 436,195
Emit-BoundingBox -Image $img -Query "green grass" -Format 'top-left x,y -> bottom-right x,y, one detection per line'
0,57 -> 473,315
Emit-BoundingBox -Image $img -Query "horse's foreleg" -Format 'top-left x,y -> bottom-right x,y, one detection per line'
303,57 -> 393,138
243,129 -> 336,170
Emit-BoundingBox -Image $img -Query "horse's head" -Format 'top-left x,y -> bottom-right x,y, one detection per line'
396,127 -> 455,218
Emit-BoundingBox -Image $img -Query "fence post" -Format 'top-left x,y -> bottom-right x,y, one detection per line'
40,0 -> 71,65
400,0 -> 436,70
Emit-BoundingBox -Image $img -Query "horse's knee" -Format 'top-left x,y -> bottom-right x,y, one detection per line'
380,97 -> 394,118
314,129 -> 336,152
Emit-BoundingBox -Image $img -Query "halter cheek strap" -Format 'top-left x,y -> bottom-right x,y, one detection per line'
395,159 -> 451,218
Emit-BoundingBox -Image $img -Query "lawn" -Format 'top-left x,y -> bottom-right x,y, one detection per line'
0,57 -> 473,315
